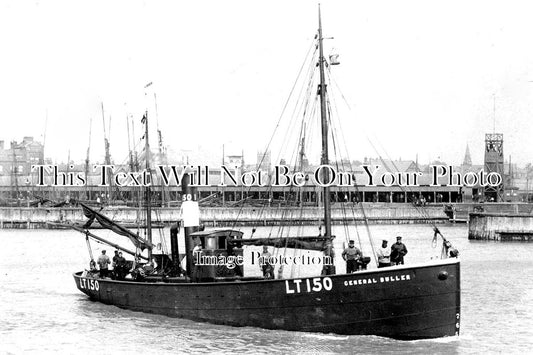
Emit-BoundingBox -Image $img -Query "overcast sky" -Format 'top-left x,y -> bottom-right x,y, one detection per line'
1,0 -> 532,166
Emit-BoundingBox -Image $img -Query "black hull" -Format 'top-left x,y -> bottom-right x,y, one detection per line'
73,259 -> 460,340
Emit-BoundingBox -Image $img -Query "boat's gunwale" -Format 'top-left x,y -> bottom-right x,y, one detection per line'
73,258 -> 460,286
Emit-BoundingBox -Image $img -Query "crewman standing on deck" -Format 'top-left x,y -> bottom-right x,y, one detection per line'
192,241 -> 203,282
342,240 -> 361,273
112,250 -> 119,278
377,240 -> 391,268
259,246 -> 275,279
89,259 -> 97,272
97,250 -> 111,278
391,236 -> 408,265
115,252 -> 127,280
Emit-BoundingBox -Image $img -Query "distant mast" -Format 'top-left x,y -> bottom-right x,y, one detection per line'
142,112 -> 153,262
85,116 -> 93,200
318,6 -> 331,239
101,102 -> 112,200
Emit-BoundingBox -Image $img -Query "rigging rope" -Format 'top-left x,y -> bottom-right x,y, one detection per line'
324,68 -> 379,265
229,36 -> 318,236
326,63 -> 456,259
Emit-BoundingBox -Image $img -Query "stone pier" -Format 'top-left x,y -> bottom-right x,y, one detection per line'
468,212 -> 533,241
0,204 -> 449,229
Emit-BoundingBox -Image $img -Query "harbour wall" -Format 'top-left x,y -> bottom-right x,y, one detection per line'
446,203 -> 533,223
0,204 -> 449,229
468,212 -> 533,241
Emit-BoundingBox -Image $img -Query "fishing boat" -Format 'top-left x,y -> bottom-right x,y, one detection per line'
72,8 -> 460,340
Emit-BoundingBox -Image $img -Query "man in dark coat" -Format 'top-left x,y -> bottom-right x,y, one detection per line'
390,236 -> 408,265
112,250 -> 119,279
115,252 -> 127,280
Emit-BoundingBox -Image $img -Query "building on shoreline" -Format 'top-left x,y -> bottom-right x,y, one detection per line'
0,137 -> 44,176
0,135 -> 531,205
0,161 -> 508,207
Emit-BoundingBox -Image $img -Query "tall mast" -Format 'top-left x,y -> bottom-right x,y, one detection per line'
143,111 -> 153,262
154,93 -> 168,206
101,102 -> 112,200
131,116 -> 138,171
299,122 -> 306,171
126,114 -> 134,171
42,109 -> 48,164
11,142 -> 20,206
318,6 -> 332,239
85,116 -> 93,200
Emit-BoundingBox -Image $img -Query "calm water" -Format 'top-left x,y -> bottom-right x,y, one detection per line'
1,224 -> 533,354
